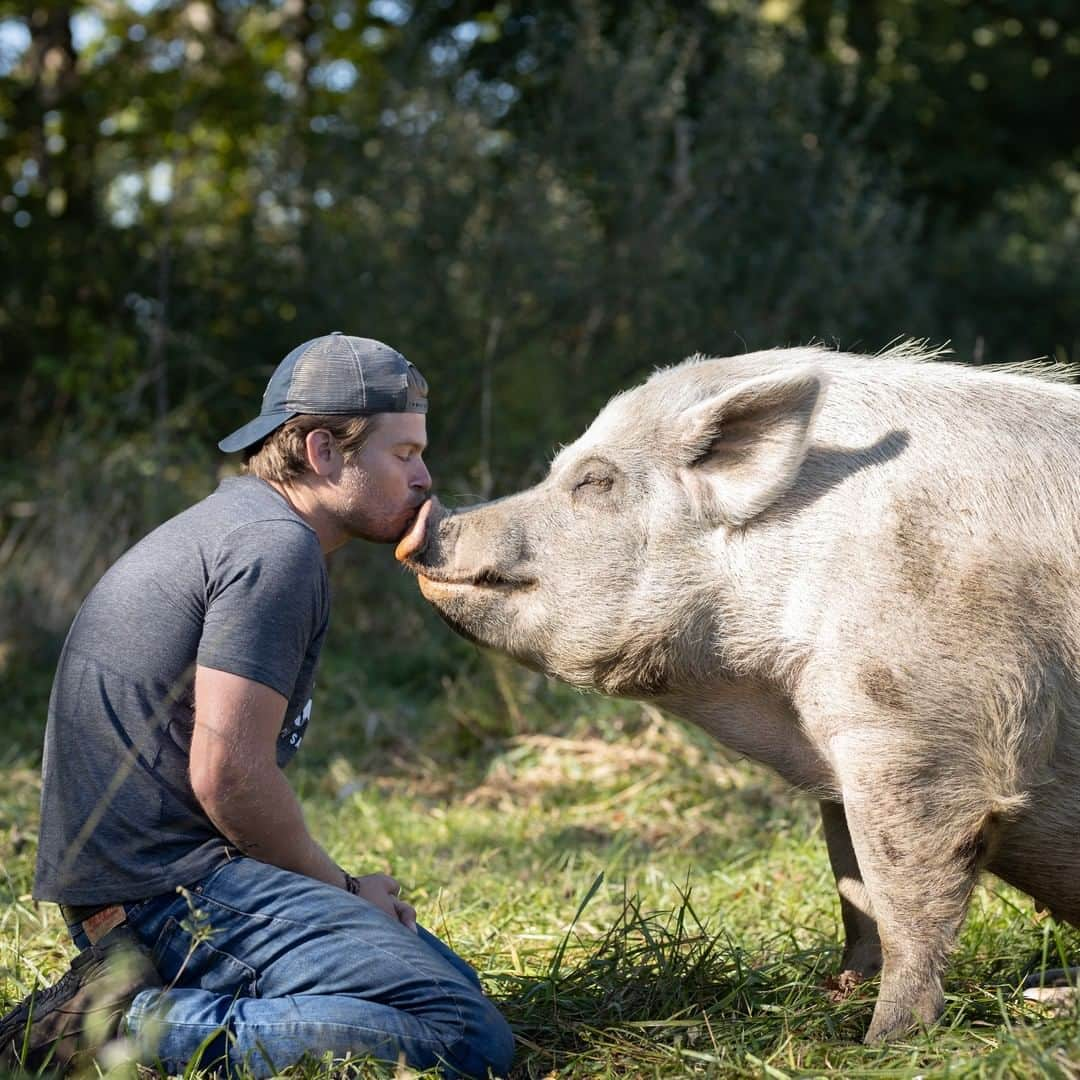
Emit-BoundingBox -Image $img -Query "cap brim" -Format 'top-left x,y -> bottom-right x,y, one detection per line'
218,410 -> 297,453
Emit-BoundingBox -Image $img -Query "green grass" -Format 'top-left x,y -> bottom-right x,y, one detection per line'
3,650 -> 1080,1079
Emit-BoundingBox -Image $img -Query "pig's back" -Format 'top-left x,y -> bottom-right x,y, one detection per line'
809,355 -> 1080,535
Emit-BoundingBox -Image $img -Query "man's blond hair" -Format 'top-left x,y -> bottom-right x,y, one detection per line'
243,414 -> 378,484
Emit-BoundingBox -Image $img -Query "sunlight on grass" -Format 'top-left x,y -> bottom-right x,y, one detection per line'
4,661 -> 1080,1078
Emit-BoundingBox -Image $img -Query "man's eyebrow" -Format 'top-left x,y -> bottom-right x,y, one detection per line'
394,440 -> 427,451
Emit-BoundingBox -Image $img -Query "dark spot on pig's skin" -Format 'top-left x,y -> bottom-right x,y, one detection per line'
893,502 -> 943,601
954,561 -> 1061,648
954,572 -> 998,617
878,832 -> 902,864
861,662 -> 906,711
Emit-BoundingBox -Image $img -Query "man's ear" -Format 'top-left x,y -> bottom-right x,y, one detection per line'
304,429 -> 339,477
678,366 -> 825,526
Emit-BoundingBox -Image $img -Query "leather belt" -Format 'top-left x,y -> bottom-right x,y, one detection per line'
58,847 -> 242,945
60,902 -> 130,945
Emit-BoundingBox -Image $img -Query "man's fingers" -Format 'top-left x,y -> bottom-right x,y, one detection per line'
394,899 -> 418,933
344,873 -> 410,926
353,872 -> 401,895
370,872 -> 401,896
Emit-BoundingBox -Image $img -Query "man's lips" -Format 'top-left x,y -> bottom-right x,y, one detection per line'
395,498 -> 436,562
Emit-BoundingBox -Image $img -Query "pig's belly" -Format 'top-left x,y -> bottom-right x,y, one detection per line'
661,682 -> 838,797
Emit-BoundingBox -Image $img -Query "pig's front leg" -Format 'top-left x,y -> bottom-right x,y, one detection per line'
820,799 -> 882,979
830,732 -> 989,1043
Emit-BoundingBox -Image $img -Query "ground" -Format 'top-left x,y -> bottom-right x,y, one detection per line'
2,651 -> 1079,1079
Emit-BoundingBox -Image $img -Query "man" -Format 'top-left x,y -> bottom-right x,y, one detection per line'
0,333 -> 514,1078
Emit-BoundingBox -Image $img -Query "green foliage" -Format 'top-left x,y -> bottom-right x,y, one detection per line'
9,0 -> 1074,662
3,0 -> 1075,485
793,0 -> 1080,216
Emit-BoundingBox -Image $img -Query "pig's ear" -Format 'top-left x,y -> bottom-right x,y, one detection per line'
679,366 -> 825,526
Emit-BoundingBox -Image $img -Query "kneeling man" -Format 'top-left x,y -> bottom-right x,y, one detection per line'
1,333 -> 513,1078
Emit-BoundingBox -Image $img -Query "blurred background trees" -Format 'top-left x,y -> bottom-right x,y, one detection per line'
1,0 -> 1077,685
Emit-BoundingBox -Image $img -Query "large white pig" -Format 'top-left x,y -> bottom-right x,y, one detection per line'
395,342 -> 1080,1042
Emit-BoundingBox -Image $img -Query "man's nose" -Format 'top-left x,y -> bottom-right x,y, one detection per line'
412,460 -> 432,492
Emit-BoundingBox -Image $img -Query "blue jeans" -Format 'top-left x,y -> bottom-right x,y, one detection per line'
71,857 -> 514,1078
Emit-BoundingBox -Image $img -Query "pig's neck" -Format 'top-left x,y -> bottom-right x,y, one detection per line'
659,680 -> 838,797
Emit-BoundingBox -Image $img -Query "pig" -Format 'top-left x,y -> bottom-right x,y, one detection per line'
395,341 -> 1080,1043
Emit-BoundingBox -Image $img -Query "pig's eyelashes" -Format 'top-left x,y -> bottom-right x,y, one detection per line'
572,473 -> 614,495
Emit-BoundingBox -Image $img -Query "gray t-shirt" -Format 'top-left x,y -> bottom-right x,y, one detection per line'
34,476 -> 330,905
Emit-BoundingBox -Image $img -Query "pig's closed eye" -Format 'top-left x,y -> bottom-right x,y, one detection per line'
573,473 -> 614,495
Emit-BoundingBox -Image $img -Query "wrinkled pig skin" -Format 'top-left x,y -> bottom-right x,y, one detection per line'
396,342 -> 1080,1043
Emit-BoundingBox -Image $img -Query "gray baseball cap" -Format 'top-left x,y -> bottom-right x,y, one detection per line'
219,332 -> 428,453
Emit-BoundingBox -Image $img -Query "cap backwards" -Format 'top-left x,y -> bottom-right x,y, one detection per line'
218,332 -> 429,454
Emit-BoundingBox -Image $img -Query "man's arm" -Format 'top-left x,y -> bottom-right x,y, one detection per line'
190,665 -> 416,929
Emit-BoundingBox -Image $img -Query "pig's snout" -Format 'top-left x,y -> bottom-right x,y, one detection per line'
395,497 -> 438,563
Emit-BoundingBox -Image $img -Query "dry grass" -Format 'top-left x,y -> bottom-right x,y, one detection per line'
4,656 -> 1080,1078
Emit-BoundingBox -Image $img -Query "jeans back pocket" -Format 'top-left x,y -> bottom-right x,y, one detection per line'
152,915 -> 258,998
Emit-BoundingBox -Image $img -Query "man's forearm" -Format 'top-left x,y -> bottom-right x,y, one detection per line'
195,762 -> 344,888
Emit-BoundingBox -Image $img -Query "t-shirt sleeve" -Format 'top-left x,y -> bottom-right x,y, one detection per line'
197,521 -> 328,697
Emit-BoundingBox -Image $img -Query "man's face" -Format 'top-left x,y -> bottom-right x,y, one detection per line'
332,412 -> 431,543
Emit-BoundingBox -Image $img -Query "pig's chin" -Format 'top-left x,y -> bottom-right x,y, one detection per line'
418,574 -> 673,696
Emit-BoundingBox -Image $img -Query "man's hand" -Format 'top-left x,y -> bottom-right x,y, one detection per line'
344,871 -> 418,933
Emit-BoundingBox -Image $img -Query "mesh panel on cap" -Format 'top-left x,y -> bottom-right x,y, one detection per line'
286,335 -> 413,414
287,336 -> 367,412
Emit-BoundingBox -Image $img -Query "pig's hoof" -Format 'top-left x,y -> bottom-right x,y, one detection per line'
863,1014 -> 906,1043
863,1014 -> 920,1044
863,990 -> 943,1043
1022,967 -> 1078,989
841,943 -> 882,980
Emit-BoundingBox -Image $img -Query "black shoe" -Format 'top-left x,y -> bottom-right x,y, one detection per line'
0,925 -> 162,1073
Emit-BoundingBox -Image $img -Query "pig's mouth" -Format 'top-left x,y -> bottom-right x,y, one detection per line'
395,500 -> 535,595
414,566 -> 536,592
